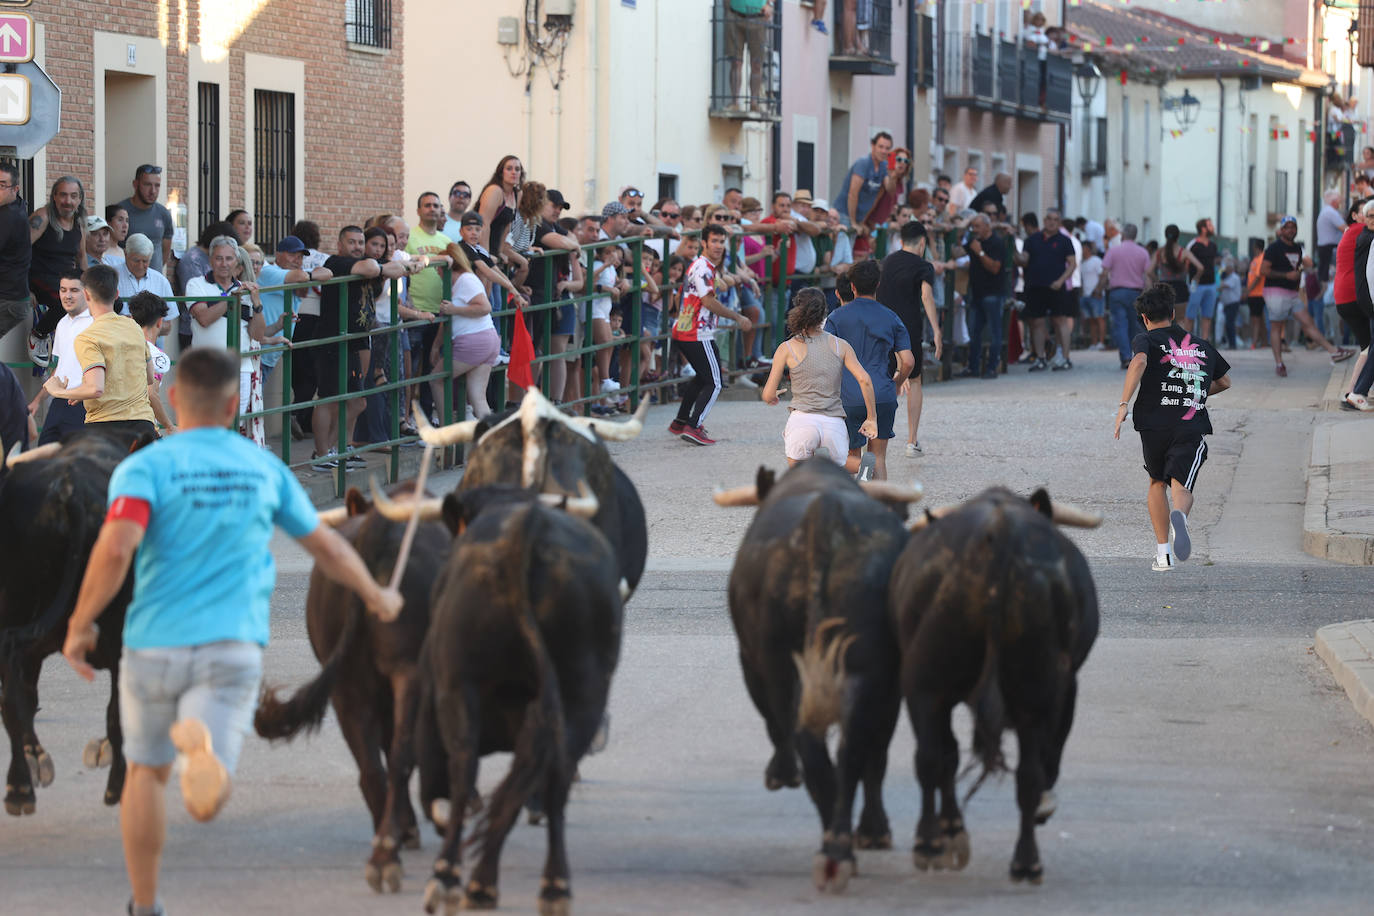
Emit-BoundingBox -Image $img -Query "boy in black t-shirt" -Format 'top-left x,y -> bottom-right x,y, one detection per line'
1114,283 -> 1232,571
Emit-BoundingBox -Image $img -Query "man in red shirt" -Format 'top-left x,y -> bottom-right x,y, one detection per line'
669,224 -> 753,445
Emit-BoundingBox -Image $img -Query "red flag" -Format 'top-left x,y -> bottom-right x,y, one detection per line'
508,304 -> 536,390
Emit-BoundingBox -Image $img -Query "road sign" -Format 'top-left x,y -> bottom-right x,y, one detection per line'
0,12 -> 31,63
0,74 -> 27,125
0,60 -> 57,157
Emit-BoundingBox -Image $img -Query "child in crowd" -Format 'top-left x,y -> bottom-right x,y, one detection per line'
126,291 -> 177,435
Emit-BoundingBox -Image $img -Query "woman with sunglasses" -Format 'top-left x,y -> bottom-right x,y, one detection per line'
854,148 -> 912,259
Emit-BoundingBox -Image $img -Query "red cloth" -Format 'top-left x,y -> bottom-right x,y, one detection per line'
107,496 -> 150,529
1333,222 -> 1362,304
508,304 -> 536,389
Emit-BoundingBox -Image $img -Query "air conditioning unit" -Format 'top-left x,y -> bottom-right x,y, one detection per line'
545,0 -> 575,16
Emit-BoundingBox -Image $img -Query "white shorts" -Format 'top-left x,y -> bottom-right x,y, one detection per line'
1262,287 -> 1303,323
592,297 -> 613,321
783,411 -> 848,464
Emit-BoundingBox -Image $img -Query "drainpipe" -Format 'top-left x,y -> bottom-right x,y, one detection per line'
770,0 -> 782,194
905,0 -> 916,155
1057,122 -> 1066,212
585,0 -> 601,209
1313,88 -> 1324,227
1215,75 -> 1225,242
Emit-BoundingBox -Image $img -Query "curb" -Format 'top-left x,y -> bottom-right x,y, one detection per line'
1302,421 -> 1374,565
1321,357 -> 1353,412
1315,620 -> 1374,729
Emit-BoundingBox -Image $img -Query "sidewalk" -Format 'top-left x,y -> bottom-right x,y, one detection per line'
1303,403 -> 1374,566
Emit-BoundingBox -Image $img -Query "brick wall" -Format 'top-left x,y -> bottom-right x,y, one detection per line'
29,0 -> 404,245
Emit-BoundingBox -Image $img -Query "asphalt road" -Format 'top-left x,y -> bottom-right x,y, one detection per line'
4,346 -> 1372,915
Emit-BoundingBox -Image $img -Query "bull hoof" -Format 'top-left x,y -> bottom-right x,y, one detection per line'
811,853 -> 856,894
1010,859 -> 1044,885
539,877 -> 571,916
83,737 -> 114,769
1035,790 -> 1057,825
855,829 -> 892,850
4,784 -> 35,817
365,851 -> 404,894
940,829 -> 970,871
464,880 -> 499,910
25,748 -> 54,788
422,875 -> 462,916
764,750 -> 802,791
912,837 -> 944,872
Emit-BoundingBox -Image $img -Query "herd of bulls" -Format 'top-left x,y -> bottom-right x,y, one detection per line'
0,388 -> 1101,916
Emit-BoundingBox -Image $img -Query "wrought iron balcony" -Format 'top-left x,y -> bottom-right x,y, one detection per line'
829,0 -> 897,75
709,0 -> 781,121
943,31 -> 1072,124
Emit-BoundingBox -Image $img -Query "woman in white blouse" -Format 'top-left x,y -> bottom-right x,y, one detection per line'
428,244 -> 500,420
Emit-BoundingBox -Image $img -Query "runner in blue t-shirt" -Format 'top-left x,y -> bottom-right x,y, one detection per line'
62,347 -> 402,916
824,259 -> 916,481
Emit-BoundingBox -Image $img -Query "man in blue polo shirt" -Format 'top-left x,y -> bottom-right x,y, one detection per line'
255,235 -> 333,385
62,347 -> 402,916
825,258 -> 915,481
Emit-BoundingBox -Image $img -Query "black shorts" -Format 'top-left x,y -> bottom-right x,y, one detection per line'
1139,428 -> 1208,490
891,310 -> 924,377
315,348 -> 364,399
1246,296 -> 1266,319
844,401 -> 898,451
85,419 -> 158,449
1023,286 -> 1072,319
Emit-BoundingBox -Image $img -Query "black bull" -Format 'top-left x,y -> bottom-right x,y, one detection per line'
0,429 -> 155,817
253,483 -> 451,893
415,486 -> 623,916
719,458 -> 922,892
891,487 -> 1099,885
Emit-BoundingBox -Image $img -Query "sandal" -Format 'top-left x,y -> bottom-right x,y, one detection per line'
1331,348 -> 1355,363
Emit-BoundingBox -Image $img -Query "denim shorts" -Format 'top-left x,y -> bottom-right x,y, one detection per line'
1187,283 -> 1219,320
844,401 -> 897,451
119,640 -> 263,773
1080,296 -> 1105,318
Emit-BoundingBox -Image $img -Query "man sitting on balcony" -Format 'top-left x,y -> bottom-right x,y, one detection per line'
725,0 -> 773,115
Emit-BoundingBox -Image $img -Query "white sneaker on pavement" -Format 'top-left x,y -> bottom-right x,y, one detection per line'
1151,554 -> 1175,572
1170,509 -> 1191,561
857,452 -> 877,481
904,442 -> 921,458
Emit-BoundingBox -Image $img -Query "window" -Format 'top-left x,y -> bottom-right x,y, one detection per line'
1296,119 -> 1305,213
796,141 -> 815,197
254,90 -> 296,251
197,82 -> 221,233
1121,98 -> 1130,164
1269,170 -> 1289,215
346,0 -> 392,49
1247,113 -> 1259,212
657,174 -> 678,203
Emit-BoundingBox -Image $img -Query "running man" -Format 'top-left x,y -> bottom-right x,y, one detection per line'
669,222 -> 752,445
61,347 -> 403,916
1113,283 -> 1232,572
1260,215 -> 1353,377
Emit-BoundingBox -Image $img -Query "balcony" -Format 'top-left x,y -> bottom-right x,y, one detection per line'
829,0 -> 897,76
709,0 -> 781,121
943,31 -> 1072,124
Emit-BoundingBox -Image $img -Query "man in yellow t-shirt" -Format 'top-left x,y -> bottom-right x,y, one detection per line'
405,191 -> 452,417
45,264 -> 157,442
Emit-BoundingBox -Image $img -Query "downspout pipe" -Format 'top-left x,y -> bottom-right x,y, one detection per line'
770,0 -> 782,195
906,0 -> 916,156
1215,75 -> 1225,243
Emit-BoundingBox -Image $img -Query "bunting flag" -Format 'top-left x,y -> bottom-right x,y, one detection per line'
1119,68 -> 1128,85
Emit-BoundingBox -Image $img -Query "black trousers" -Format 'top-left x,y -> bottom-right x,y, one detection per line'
291,315 -> 320,432
674,338 -> 722,428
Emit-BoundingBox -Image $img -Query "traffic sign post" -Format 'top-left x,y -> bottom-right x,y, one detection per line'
0,60 -> 57,157
0,72 -> 28,124
0,12 -> 32,63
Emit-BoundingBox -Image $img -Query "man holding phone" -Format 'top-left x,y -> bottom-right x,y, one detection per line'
843,131 -> 892,232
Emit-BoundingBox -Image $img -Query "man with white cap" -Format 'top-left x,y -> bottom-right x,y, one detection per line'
84,215 -> 114,268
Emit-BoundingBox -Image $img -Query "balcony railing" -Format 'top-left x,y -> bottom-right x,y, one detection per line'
830,0 -> 897,75
943,31 -> 1072,123
709,0 -> 781,121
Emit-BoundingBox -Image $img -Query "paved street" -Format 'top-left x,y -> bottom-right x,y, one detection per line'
5,346 -> 1374,914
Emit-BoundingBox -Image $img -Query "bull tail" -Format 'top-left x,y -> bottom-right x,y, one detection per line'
794,618 -> 857,737
253,600 -> 363,741
792,492 -> 853,737
467,505 -> 566,857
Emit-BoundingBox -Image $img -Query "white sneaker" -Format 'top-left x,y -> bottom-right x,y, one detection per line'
1342,392 -> 1374,412
1151,554 -> 1175,572
27,333 -> 50,368
857,452 -> 877,481
1169,510 -> 1191,561
904,442 -> 921,458
464,405 -> 477,421
735,374 -> 758,389
601,378 -> 621,393
680,363 -> 696,378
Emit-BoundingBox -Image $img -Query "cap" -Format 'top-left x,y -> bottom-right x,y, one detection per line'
810,197 -> 830,211
85,215 -> 110,233
602,201 -> 629,220
460,211 -> 484,227
793,189 -> 814,205
1279,214 -> 1298,227
547,189 -> 571,211
276,235 -> 307,253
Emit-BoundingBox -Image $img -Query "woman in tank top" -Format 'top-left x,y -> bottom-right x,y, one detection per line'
762,287 -> 876,467
1151,223 -> 1202,320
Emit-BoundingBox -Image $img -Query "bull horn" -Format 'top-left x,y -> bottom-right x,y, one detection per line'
538,481 -> 599,518
712,485 -> 760,507
907,504 -> 959,531
6,442 -> 61,469
369,476 -> 444,523
1050,501 -> 1104,529
858,480 -> 925,503
414,402 -> 479,447
568,397 -> 650,442
316,506 -> 350,527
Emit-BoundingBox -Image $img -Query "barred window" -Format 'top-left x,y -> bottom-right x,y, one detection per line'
347,0 -> 392,49
254,90 -> 296,251
197,82 -> 221,233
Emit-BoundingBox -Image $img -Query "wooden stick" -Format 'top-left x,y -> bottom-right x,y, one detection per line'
387,443 -> 434,592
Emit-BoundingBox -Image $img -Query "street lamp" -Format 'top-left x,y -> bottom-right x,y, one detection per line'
1075,60 -> 1101,105
1164,88 -> 1202,132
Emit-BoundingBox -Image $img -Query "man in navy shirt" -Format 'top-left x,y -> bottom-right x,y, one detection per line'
824,259 -> 915,480
1015,208 -> 1077,371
